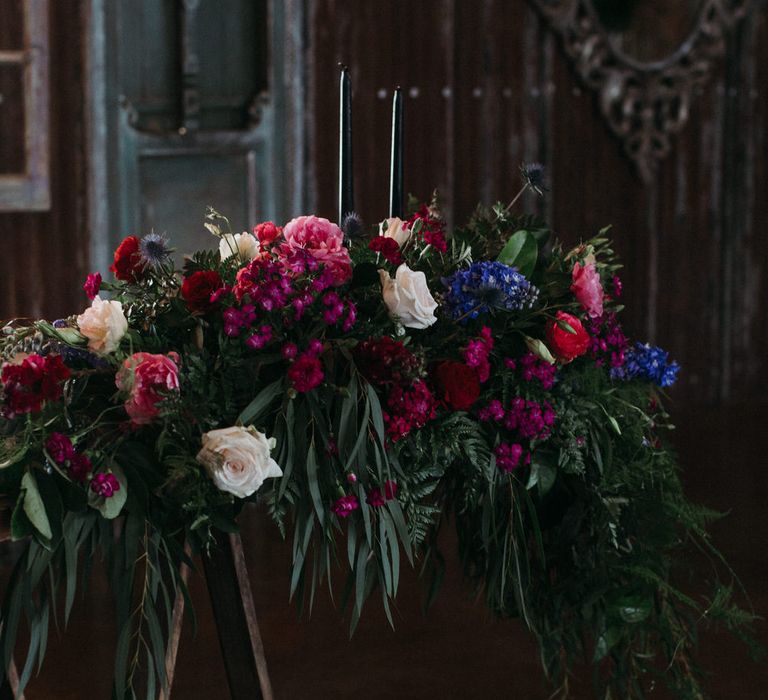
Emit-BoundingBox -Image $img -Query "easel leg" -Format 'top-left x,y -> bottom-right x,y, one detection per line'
202,531 -> 274,700
158,542 -> 192,700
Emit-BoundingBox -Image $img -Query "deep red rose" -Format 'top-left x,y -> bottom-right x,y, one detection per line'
181,270 -> 224,314
432,361 -> 481,411
109,236 -> 144,282
545,311 -> 590,363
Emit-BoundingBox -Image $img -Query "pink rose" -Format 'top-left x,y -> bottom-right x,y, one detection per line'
116,352 -> 180,426
278,215 -> 352,285
570,261 -> 604,318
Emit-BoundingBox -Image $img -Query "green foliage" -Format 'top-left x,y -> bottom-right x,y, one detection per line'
0,203 -> 758,700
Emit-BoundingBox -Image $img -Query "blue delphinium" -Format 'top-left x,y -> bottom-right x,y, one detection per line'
612,342 -> 680,387
442,261 -> 539,322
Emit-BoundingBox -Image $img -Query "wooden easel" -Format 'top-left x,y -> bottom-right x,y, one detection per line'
162,530 -> 274,700
0,514 -> 273,700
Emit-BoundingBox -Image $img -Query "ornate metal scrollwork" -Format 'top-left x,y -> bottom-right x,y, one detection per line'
530,0 -> 749,180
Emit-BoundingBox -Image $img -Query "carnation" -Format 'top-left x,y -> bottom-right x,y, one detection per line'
287,352 -> 324,393
1,354 -> 70,418
431,361 -> 481,411
116,352 -> 180,426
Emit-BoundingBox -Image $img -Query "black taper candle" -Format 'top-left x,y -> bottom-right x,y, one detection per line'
339,65 -> 354,225
389,87 -> 404,219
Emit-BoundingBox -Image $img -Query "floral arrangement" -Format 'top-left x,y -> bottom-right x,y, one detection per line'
0,175 -> 755,698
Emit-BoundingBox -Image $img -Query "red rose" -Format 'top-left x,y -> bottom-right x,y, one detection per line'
110,236 -> 144,282
181,270 -> 224,314
545,311 -> 590,363
431,361 -> 481,411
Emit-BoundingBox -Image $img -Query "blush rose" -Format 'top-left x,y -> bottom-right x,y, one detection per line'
196,425 -> 282,498
77,296 -> 128,355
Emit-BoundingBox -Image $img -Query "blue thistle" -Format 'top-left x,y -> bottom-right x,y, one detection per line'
139,232 -> 172,268
521,163 -> 547,195
442,261 -> 539,322
341,212 -> 365,239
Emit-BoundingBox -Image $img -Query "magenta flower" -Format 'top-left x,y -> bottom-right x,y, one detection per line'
46,432 -> 76,464
83,272 -> 102,300
90,472 -> 120,498
287,353 -> 324,393
331,494 -> 359,518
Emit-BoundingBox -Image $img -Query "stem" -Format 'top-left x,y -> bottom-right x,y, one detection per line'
502,183 -> 530,215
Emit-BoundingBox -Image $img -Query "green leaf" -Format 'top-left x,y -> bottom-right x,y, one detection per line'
305,443 -> 325,525
497,230 -> 538,277
593,625 -> 622,662
556,318 -> 577,335
21,471 -> 52,540
237,378 -> 284,426
527,459 -> 557,496
10,494 -> 33,540
524,336 -> 556,365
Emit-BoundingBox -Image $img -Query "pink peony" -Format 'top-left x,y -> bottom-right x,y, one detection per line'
116,352 -> 180,426
278,216 -> 352,286
570,262 -> 604,318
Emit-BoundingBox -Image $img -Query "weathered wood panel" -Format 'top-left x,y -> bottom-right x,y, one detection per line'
0,0 -> 87,321
307,0 -> 768,407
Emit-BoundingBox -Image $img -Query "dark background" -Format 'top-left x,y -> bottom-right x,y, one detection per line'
0,1 -> 766,698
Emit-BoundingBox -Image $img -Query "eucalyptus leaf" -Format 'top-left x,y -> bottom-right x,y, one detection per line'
21,472 -> 52,541
238,378 -> 284,426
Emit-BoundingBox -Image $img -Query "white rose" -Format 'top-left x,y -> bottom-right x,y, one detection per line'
378,217 -> 411,247
379,264 -> 438,329
76,296 -> 128,355
219,232 -> 260,261
197,425 -> 282,498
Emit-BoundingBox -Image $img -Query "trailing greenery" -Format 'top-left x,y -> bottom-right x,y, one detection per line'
0,190 -> 758,698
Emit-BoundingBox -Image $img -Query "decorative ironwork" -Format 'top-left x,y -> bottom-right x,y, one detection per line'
530,0 -> 749,180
